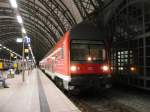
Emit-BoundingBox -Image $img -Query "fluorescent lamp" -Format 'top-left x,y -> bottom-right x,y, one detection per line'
16,38 -> 23,43
9,0 -> 18,8
10,53 -> 14,57
26,56 -> 29,59
17,15 -> 23,24
22,28 -> 26,34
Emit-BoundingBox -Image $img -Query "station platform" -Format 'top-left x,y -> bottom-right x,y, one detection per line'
0,69 -> 81,112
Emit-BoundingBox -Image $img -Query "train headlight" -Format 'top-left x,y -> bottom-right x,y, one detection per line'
102,65 -> 109,71
87,57 -> 92,61
71,65 -> 77,71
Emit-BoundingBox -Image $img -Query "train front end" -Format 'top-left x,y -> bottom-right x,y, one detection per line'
68,22 -> 112,90
69,40 -> 111,90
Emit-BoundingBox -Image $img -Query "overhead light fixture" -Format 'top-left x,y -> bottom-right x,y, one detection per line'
10,53 -> 14,57
28,44 -> 31,47
17,15 -> 23,24
16,38 -> 23,43
9,0 -> 18,8
24,48 -> 29,53
26,56 -> 29,60
22,28 -> 26,34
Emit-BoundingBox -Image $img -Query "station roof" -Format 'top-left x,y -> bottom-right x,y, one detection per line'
0,0 -> 149,62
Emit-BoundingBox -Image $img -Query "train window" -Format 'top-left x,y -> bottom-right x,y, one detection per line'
124,59 -> 128,63
125,55 -> 128,58
71,44 -> 89,61
61,47 -> 64,59
89,45 -> 104,60
121,55 -> 124,58
71,43 -> 105,61
124,51 -> 128,54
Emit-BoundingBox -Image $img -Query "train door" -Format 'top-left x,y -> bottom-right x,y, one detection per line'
52,59 -> 55,73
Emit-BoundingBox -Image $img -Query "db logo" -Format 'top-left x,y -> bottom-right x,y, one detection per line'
88,67 -> 93,70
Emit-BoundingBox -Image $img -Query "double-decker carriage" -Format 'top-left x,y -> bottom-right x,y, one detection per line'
40,22 -> 112,91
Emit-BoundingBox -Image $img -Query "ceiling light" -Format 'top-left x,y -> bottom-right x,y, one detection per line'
17,15 -> 23,24
16,38 -> 23,43
9,0 -> 18,8
22,28 -> 26,34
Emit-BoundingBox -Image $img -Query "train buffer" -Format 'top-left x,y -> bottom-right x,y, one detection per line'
0,68 -> 81,112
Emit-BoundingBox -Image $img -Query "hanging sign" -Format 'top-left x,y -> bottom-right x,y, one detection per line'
0,62 -> 3,69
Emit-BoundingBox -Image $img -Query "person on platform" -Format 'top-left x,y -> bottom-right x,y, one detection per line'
0,71 -> 8,88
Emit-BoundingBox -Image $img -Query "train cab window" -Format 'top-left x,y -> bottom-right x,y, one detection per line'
89,45 -> 104,61
71,44 -> 89,61
71,42 -> 105,61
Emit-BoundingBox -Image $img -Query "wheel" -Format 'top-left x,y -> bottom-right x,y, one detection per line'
55,77 -> 64,89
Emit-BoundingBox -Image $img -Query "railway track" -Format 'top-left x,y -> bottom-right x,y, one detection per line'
67,90 -> 139,112
44,72 -> 150,112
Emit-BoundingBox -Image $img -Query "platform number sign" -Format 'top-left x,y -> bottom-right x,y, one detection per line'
0,62 -> 3,69
24,36 -> 31,45
13,63 -> 17,68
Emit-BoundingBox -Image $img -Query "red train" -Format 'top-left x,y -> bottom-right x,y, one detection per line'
40,22 -> 112,91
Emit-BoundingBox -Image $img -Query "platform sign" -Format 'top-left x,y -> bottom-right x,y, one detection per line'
24,36 -> 31,44
24,49 -> 29,53
0,62 -> 3,69
13,63 -> 17,68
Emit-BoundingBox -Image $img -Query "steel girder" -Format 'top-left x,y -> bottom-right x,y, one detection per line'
73,0 -> 101,20
19,0 -> 63,41
109,0 -> 150,41
0,20 -> 50,60
38,0 -> 76,30
0,27 -> 49,51
0,15 -> 52,48
73,0 -> 115,20
0,19 -> 52,48
0,0 -> 78,61
0,30 -> 49,60
0,6 -> 54,60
